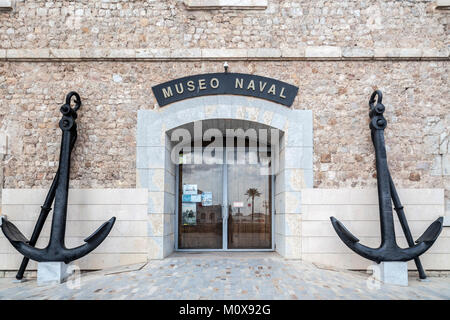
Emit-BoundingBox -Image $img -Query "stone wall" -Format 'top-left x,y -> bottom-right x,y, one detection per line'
0,1 -> 448,211
0,1 -> 447,51
0,60 -> 448,210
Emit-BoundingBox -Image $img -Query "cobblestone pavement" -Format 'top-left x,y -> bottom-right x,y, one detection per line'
0,253 -> 449,300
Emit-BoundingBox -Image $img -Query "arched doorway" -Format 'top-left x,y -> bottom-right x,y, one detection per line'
137,95 -> 313,259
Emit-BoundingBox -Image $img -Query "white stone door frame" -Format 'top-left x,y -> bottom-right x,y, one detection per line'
137,95 -> 313,259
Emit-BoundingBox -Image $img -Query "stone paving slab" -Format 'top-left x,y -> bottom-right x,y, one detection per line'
0,252 -> 449,300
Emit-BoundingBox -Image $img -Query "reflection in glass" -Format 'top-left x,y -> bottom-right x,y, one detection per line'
227,149 -> 272,249
177,140 -> 273,250
178,150 -> 223,249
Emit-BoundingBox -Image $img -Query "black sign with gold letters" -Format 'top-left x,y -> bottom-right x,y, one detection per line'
152,73 -> 298,107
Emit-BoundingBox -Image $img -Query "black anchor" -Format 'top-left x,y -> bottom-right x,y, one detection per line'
330,90 -> 443,264
1,92 -> 116,265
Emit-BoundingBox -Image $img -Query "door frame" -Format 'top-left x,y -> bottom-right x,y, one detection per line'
174,148 -> 275,252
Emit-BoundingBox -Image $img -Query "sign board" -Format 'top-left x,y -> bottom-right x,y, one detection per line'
182,194 -> 201,202
233,202 -> 244,208
152,73 -> 298,107
181,203 -> 197,226
201,192 -> 213,206
183,184 -> 198,195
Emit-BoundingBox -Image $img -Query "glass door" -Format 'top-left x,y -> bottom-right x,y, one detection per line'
178,150 -> 223,249
226,147 -> 272,249
177,141 -> 273,251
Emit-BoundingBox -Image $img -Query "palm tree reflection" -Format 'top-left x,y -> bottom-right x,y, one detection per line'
245,188 -> 261,221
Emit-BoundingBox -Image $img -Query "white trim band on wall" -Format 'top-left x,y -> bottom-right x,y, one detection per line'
0,0 -> 12,11
184,0 -> 268,10
0,47 -> 448,61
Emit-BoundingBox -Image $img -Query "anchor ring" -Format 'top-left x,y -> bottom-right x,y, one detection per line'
369,90 -> 383,109
65,91 -> 82,112
369,90 -> 385,118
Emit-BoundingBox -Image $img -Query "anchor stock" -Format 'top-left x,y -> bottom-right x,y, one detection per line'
1,92 -> 116,265
330,90 -> 443,264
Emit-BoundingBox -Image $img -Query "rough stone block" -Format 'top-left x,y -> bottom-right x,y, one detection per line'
443,155 -> 450,176
80,48 -> 110,58
422,47 -> 449,58
275,233 -> 286,256
247,48 -> 281,58
201,48 -> 247,58
49,49 -> 81,59
275,191 -> 302,214
430,156 -> 443,176
283,236 -> 302,259
171,48 -> 202,58
305,46 -> 341,58
184,0 -> 268,9
281,47 -> 306,58
342,47 -> 374,58
139,169 -> 164,191
284,169 -> 309,191
284,214 -> 302,236
108,49 -> 135,59
0,1 -> 12,10
375,48 -> 422,58
286,110 -> 313,147
443,215 -> 450,227
163,233 -> 175,257
37,262 -> 73,285
147,213 -> 164,236
148,191 -> 174,214
283,147 -> 313,170
375,262 -> 408,286
436,0 -> 450,8
147,236 -> 163,259
6,49 -> 50,59
136,146 -> 166,169
439,132 -> 448,154
0,133 -> 7,155
163,213 -> 175,236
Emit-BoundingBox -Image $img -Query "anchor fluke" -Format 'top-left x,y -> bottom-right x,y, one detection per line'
330,216 -> 442,263
415,217 -> 443,244
330,217 -> 359,243
1,218 -> 29,243
1,216 -> 115,262
84,217 -> 116,243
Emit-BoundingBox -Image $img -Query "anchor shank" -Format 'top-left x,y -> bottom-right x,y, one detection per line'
372,128 -> 396,247
48,123 -> 74,250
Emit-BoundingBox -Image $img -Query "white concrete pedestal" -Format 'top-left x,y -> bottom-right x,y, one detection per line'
37,262 -> 73,286
375,262 -> 408,286
13,278 -> 27,283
